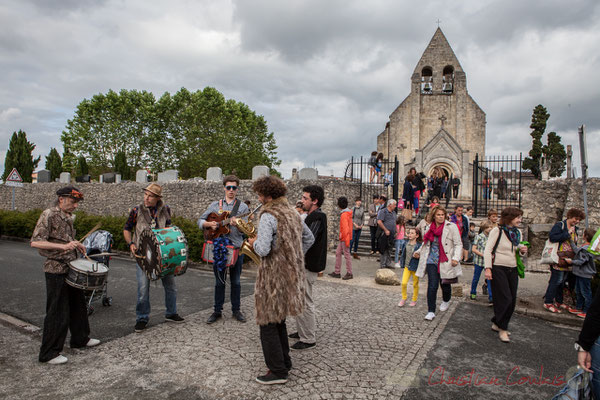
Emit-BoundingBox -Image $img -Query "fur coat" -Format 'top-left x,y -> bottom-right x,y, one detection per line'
254,197 -> 306,325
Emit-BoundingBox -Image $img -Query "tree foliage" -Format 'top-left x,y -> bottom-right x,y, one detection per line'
522,105 -> 566,179
2,130 -> 40,183
113,151 -> 130,180
61,87 -> 280,179
45,148 -> 62,181
75,155 -> 89,177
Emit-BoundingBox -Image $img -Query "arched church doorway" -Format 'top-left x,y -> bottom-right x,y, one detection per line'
428,164 -> 453,179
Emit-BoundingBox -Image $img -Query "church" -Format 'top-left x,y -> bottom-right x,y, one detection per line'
377,28 -> 486,199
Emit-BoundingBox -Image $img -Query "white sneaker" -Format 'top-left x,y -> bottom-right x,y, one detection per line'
47,355 -> 68,365
440,301 -> 451,312
424,312 -> 435,321
394,263 -> 401,269
86,338 -> 101,347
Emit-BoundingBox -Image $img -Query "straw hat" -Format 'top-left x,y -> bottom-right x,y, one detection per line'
144,183 -> 162,197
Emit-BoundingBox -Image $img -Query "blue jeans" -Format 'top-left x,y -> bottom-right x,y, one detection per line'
426,263 -> 451,313
592,336 -> 600,398
470,264 -> 493,301
350,229 -> 362,253
544,268 -> 566,304
213,254 -> 243,313
576,277 -> 593,312
394,239 -> 406,264
136,265 -> 177,323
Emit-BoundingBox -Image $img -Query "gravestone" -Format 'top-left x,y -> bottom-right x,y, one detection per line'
99,174 -> 103,183
252,165 -> 270,180
75,174 -> 91,183
37,170 -> 51,183
59,172 -> 71,183
136,169 -> 148,183
291,168 -> 298,181
206,167 -> 223,182
102,173 -> 116,183
298,168 -> 318,181
158,170 -> 178,182
115,174 -> 122,184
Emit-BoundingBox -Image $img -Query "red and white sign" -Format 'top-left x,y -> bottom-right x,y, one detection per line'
5,168 -> 23,187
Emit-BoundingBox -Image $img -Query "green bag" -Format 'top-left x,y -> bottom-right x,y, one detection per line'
588,228 -> 600,256
515,241 -> 530,279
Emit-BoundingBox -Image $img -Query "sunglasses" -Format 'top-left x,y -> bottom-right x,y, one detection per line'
225,186 -> 238,191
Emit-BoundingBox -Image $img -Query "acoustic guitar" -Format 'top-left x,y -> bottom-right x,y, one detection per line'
203,204 -> 261,240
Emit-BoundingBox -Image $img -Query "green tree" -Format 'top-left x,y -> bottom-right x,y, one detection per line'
544,132 -> 566,177
45,147 -> 62,181
113,151 -> 130,180
75,155 -> 89,176
2,130 -> 40,183
62,148 -> 77,175
523,105 -> 549,179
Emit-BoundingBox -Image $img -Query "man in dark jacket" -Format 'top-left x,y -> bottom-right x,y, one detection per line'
290,185 -> 328,350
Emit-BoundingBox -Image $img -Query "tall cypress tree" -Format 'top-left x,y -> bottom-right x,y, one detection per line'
544,132 -> 567,177
45,148 -> 62,181
523,105 -> 549,179
2,130 -> 40,183
76,155 -> 89,176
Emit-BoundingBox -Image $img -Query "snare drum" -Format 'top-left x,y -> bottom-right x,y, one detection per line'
66,259 -> 108,290
138,226 -> 188,280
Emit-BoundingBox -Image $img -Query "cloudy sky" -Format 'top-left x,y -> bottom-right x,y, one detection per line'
1,0 -> 599,179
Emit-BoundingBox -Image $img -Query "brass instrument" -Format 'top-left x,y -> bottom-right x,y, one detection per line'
236,204 -> 262,265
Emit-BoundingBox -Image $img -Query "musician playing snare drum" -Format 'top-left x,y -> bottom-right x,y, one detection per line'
31,186 -> 101,365
123,183 -> 185,333
198,175 -> 249,324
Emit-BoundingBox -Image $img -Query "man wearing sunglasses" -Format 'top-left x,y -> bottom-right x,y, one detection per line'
198,175 -> 249,324
31,186 -> 101,365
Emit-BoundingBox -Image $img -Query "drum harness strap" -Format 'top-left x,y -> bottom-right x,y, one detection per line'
214,199 -> 241,285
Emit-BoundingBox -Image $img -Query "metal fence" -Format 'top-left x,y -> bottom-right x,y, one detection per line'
472,153 -> 523,218
344,156 -> 399,203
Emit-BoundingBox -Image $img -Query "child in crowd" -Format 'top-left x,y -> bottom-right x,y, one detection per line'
470,220 -> 493,302
565,228 -> 597,318
466,222 -> 477,263
398,228 -> 422,307
486,208 -> 498,229
429,196 -> 440,210
394,215 -> 406,268
383,168 -> 393,188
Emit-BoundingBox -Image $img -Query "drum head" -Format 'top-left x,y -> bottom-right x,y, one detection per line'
69,258 -> 108,274
139,228 -> 162,280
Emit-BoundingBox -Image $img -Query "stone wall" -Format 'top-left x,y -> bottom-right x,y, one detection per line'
0,178 -> 361,249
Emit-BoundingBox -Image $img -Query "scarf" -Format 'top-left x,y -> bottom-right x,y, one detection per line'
500,225 -> 520,247
423,222 -> 449,268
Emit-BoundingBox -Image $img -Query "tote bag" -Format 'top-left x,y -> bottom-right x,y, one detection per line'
540,240 -> 559,265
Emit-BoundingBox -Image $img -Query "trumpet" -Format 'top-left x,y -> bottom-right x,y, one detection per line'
236,204 -> 262,265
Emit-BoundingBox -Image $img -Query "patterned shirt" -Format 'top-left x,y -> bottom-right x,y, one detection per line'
123,205 -> 171,232
427,240 -> 440,265
31,207 -> 78,274
472,232 -> 488,267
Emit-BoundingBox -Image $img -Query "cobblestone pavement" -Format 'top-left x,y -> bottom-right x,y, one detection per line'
0,280 -> 456,400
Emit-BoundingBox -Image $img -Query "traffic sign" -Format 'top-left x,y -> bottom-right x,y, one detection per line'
6,168 -> 23,182
5,181 -> 23,188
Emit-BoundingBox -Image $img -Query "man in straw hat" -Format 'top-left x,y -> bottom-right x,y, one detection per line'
31,186 -> 101,365
123,183 -> 185,333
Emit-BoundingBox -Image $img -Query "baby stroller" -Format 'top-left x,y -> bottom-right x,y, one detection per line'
82,230 -> 114,315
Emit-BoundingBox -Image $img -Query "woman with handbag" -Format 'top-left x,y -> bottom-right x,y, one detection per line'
542,208 -> 585,313
483,207 -> 528,343
414,205 -> 462,321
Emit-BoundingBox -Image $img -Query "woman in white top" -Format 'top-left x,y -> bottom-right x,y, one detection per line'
484,207 -> 528,343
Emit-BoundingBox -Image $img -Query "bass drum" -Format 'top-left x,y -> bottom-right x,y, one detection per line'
66,259 -> 108,290
138,226 -> 188,281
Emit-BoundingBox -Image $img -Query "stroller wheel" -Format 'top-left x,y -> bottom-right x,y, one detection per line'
87,305 -> 94,316
102,297 -> 113,307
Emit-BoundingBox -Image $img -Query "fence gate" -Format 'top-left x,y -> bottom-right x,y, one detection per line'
344,156 -> 399,204
472,153 -> 523,218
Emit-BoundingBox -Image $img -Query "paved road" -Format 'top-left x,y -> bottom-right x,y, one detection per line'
0,240 -> 255,341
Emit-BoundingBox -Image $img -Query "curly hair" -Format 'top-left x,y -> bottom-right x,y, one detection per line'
302,185 -> 325,207
566,208 -> 585,221
252,176 -> 287,199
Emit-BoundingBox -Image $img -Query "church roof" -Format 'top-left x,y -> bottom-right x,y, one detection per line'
412,28 -> 463,74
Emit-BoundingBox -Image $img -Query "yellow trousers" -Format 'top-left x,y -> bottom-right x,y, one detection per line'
401,268 -> 419,302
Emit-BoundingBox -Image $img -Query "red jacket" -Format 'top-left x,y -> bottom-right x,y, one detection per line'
339,209 -> 353,247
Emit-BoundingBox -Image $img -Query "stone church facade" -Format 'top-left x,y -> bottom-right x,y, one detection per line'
377,28 -> 486,198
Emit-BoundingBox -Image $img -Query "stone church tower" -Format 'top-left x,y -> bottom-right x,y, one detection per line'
377,28 -> 486,198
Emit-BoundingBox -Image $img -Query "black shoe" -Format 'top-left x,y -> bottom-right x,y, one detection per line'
165,314 -> 185,323
134,321 -> 147,333
206,312 -> 222,324
291,341 -> 316,350
288,332 -> 300,339
232,311 -> 247,323
328,272 -> 341,278
256,371 -> 288,385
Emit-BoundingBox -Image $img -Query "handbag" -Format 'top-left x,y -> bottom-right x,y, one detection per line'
557,240 -> 576,268
540,239 -> 560,265
401,208 -> 412,221
201,240 -> 238,266
551,368 -> 594,400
